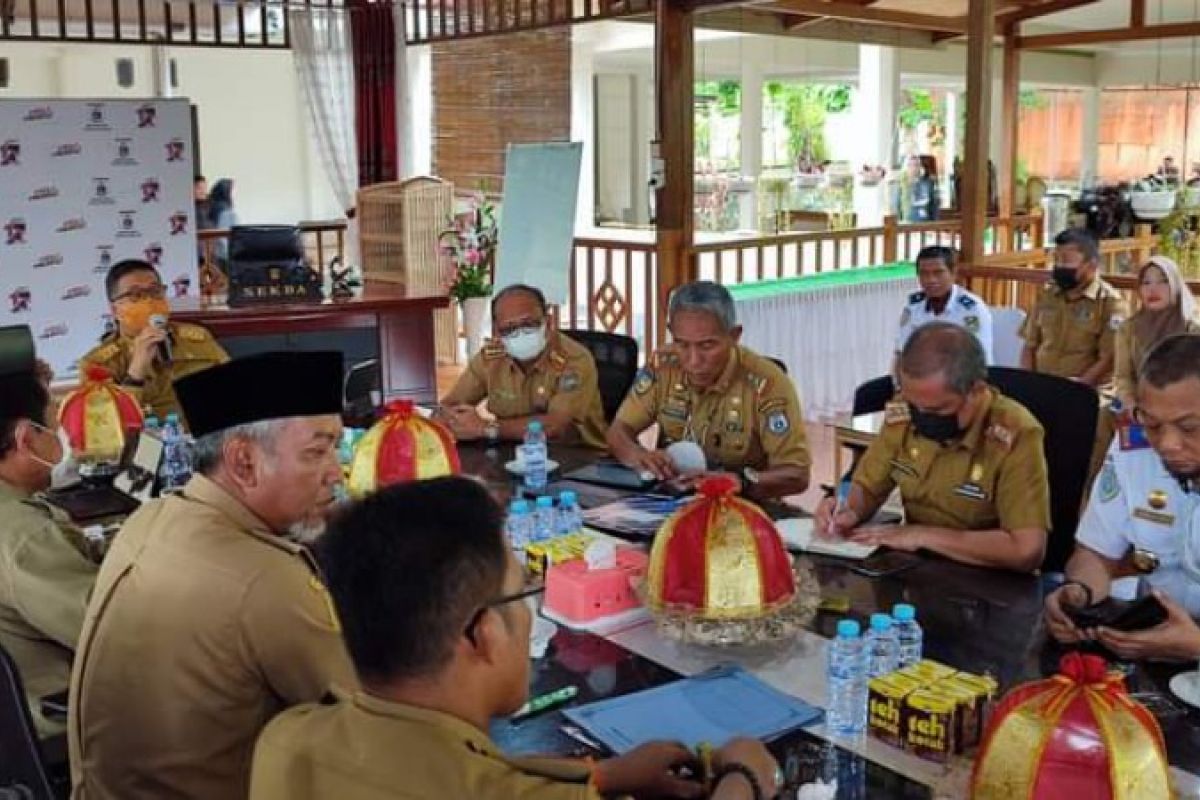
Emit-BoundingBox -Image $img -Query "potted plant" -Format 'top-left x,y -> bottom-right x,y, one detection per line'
1129,177 -> 1178,221
439,192 -> 498,358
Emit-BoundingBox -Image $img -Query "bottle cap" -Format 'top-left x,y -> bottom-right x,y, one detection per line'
165,412 -> 179,422
559,490 -> 577,505
510,499 -> 530,514
535,496 -> 554,508
527,421 -> 543,433
145,416 -> 160,427
836,619 -> 861,638
870,613 -> 893,631
892,603 -> 916,622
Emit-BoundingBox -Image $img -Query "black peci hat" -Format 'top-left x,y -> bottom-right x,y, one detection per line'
0,325 -> 35,378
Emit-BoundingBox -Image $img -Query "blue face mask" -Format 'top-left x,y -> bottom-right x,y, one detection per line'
502,323 -> 547,362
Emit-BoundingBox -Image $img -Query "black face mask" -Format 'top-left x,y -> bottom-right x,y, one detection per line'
910,406 -> 962,444
1051,266 -> 1080,291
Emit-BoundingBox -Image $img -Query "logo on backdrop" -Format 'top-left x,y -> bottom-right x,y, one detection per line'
39,323 -> 68,340
9,288 -> 31,313
32,253 -> 64,269
4,219 -> 28,246
90,178 -> 115,206
53,143 -> 82,157
56,218 -> 87,233
85,103 -> 111,132
165,139 -> 186,163
0,141 -> 20,166
117,210 -> 141,238
143,243 -> 163,266
172,275 -> 191,297
169,211 -> 189,236
136,105 -> 157,128
140,178 -> 161,203
94,246 -> 115,274
28,186 -> 59,202
22,107 -> 53,122
113,138 -> 138,166
61,285 -> 91,301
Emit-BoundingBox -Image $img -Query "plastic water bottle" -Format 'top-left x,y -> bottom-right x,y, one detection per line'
521,421 -> 548,492
143,415 -> 161,435
160,413 -> 192,491
892,603 -> 924,669
533,495 -> 556,542
505,500 -> 532,550
557,491 -> 582,536
865,613 -> 900,678
826,619 -> 868,736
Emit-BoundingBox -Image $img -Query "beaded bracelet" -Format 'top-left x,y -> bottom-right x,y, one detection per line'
712,762 -> 764,800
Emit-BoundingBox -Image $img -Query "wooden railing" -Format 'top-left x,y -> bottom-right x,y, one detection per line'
404,0 -> 651,44
563,237 -> 659,355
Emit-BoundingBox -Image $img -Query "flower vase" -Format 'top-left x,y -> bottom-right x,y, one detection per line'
461,297 -> 488,359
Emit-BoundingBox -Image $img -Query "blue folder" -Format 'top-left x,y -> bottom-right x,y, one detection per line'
562,664 -> 823,754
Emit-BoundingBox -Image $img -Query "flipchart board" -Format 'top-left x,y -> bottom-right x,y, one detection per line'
0,98 -> 198,379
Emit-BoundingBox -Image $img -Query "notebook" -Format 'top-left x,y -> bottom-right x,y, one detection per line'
775,517 -> 878,560
563,664 -> 823,754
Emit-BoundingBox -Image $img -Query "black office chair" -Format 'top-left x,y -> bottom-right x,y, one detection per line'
853,375 -> 895,416
343,358 -> 382,427
563,330 -> 639,423
987,366 -> 1098,573
0,642 -> 59,800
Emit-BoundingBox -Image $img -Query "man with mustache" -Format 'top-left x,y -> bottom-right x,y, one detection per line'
68,351 -> 356,799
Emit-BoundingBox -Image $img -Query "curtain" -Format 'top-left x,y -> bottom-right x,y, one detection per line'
289,6 -> 360,267
349,0 -> 398,186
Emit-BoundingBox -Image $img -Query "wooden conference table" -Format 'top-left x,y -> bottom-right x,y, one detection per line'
458,443 -> 1200,797
171,281 -> 449,404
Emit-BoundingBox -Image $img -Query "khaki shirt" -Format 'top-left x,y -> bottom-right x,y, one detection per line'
250,690 -> 598,800
80,322 -> 229,424
1019,277 -> 1128,381
443,332 -> 607,449
68,475 -> 356,800
1113,317 -> 1200,403
614,345 -> 811,473
0,479 -> 96,738
853,388 -> 1050,533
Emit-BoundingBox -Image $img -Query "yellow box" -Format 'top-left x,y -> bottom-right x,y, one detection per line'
930,679 -> 979,753
948,672 -> 998,743
868,674 -> 921,748
900,659 -> 957,685
905,689 -> 957,763
524,533 -> 595,576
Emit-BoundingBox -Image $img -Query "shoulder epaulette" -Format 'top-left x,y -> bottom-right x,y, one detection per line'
88,342 -> 121,363
650,348 -> 680,370
481,340 -> 506,361
884,400 -> 911,426
908,290 -> 926,304
174,323 -> 209,343
958,293 -> 977,309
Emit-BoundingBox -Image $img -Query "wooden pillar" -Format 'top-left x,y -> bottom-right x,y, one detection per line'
998,26 -> 1020,224
961,0 -> 995,264
654,0 -> 694,347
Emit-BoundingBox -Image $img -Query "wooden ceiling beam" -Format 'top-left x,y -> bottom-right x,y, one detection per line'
758,0 -> 965,33
783,0 -> 877,32
995,0 -> 1097,27
695,6 -> 937,46
1017,20 -> 1200,48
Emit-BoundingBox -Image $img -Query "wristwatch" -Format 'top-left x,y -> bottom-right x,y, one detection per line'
742,467 -> 761,486
484,421 -> 500,443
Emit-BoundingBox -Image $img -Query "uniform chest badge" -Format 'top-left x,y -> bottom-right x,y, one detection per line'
1073,306 -> 1094,323
970,463 -> 984,483
558,371 -> 581,392
767,410 -> 790,435
964,315 -> 980,332
1148,490 -> 1169,510
953,483 -> 988,501
1097,461 -> 1120,502
633,369 -> 655,395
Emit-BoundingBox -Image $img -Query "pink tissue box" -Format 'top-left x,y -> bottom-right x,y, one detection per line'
544,549 -> 648,625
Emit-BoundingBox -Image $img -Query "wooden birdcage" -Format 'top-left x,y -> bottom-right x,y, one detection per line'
358,177 -> 458,364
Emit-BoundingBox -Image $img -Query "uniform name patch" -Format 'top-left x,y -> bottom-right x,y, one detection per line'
889,459 -> 918,477
1132,507 -> 1175,526
953,482 -> 988,501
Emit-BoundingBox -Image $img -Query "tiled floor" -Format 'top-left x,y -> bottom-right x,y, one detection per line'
437,364 -> 838,513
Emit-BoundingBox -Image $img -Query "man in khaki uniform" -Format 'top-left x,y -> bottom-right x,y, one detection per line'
69,351 -> 357,800
1020,228 -> 1128,387
439,284 -> 607,449
0,325 -> 97,738
607,281 -> 810,501
250,477 -> 780,800
80,259 -> 228,423
816,323 -> 1050,573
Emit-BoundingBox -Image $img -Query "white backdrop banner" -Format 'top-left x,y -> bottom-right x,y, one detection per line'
0,98 -> 197,379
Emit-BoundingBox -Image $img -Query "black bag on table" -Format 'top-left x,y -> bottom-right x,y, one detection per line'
226,225 -> 323,307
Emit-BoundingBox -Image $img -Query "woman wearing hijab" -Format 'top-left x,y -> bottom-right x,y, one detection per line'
1114,255 -> 1199,406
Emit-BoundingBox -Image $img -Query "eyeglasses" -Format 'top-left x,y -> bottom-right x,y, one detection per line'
463,583 -> 545,645
497,318 -> 544,339
112,284 -> 166,303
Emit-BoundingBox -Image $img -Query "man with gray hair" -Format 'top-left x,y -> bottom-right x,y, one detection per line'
816,322 -> 1050,572
607,280 -> 811,501
69,351 -> 356,800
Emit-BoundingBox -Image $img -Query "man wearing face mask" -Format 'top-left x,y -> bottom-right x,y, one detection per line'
80,259 -> 228,423
0,325 -> 98,739
815,323 -> 1050,573
439,284 -> 607,449
1019,228 -> 1128,388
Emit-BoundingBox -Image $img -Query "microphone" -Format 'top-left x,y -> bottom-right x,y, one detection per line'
149,314 -> 173,363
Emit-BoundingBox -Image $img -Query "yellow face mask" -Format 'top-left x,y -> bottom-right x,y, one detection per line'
115,297 -> 170,336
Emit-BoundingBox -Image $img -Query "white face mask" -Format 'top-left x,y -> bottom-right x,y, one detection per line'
502,323 -> 548,362
28,422 -> 76,488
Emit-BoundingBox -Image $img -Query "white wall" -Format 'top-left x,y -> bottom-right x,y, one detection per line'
0,42 -> 343,225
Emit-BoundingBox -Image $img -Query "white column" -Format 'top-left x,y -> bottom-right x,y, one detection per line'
407,45 -> 433,177
1080,86 -> 1100,186
989,77 -> 1003,167
739,60 -> 763,231
945,91 -> 961,206
571,39 -> 596,232
633,66 -> 654,225
855,44 -> 899,227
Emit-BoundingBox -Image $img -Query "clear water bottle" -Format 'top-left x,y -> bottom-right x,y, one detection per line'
143,415 -> 161,435
521,421 -> 548,493
864,613 -> 900,678
160,412 -> 192,491
533,495 -> 556,542
556,491 -> 582,536
505,499 -> 532,550
826,618 -> 868,736
892,603 -> 924,669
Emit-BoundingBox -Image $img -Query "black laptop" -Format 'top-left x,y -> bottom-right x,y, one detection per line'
46,430 -> 164,523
